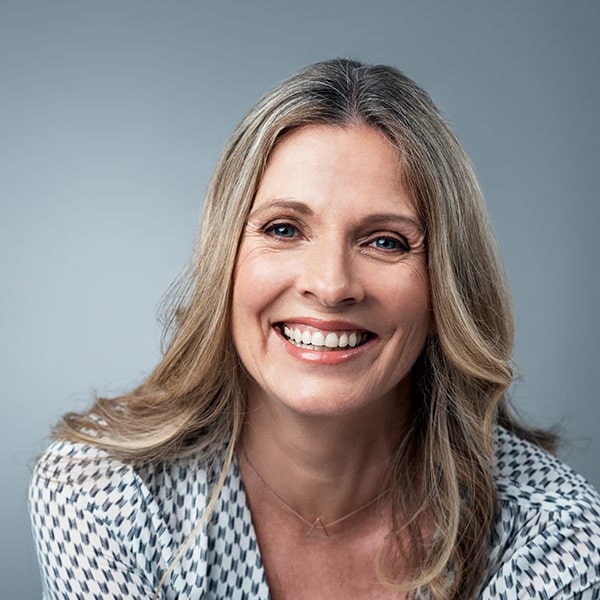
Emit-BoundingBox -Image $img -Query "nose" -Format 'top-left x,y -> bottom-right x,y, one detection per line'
295,238 -> 365,307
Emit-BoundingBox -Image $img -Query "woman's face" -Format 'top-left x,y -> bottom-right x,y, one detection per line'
232,124 -> 430,419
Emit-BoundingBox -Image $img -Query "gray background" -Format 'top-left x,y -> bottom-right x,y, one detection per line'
1,1 -> 598,597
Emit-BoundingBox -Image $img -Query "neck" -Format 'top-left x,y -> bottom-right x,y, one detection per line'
239,382 -> 409,526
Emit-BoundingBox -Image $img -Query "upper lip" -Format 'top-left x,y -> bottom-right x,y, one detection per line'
274,317 -> 372,333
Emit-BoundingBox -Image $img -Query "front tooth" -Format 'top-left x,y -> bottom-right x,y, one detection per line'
301,330 -> 312,344
338,333 -> 349,348
348,333 -> 358,347
311,331 -> 325,346
325,332 -> 339,348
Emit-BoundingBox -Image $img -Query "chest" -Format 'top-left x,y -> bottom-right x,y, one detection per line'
250,503 -> 408,600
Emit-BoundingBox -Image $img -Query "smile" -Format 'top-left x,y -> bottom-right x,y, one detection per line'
279,324 -> 371,351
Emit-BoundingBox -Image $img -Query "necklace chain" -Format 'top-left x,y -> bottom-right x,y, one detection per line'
242,449 -> 387,538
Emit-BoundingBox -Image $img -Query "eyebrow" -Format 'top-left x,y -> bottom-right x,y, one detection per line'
359,213 -> 423,233
248,199 -> 314,218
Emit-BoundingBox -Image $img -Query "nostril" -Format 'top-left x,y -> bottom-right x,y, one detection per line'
297,276 -> 365,307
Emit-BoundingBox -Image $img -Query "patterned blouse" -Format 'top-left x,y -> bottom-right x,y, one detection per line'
30,427 -> 600,599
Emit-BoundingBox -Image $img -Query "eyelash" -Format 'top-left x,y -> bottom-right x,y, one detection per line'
367,235 -> 410,252
262,221 -> 411,253
263,222 -> 299,239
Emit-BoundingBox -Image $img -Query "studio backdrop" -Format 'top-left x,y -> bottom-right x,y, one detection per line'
1,1 -> 598,597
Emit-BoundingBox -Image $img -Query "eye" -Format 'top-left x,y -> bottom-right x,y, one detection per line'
264,222 -> 298,239
368,235 -> 409,252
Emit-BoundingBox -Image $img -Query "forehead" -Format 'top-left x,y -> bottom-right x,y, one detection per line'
267,123 -> 402,174
253,124 -> 414,214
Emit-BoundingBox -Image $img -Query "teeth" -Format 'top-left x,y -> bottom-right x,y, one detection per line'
281,325 -> 368,350
325,333 -> 338,348
312,331 -> 325,346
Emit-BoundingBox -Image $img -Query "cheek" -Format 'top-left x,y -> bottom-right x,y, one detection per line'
404,261 -> 430,317
232,248 -> 291,321
373,263 -> 430,324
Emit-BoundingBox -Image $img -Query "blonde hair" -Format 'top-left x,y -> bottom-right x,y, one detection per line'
55,58 -> 554,599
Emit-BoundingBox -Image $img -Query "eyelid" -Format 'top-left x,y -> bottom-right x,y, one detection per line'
261,218 -> 304,240
364,232 -> 411,251
252,216 -> 418,253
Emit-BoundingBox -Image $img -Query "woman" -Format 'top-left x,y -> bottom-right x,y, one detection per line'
30,58 -> 600,599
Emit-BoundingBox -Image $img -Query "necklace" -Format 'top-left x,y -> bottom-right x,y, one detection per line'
242,449 -> 388,538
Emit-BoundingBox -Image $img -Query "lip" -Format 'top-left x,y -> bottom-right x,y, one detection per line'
276,317 -> 372,332
273,318 -> 376,365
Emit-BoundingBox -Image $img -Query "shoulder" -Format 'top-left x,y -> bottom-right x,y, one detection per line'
29,439 -> 215,596
494,427 -> 596,504
480,427 -> 600,598
31,439 -> 144,503
29,439 -> 270,598
29,438 -> 220,540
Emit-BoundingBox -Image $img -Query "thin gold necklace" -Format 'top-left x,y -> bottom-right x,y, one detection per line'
242,449 -> 388,538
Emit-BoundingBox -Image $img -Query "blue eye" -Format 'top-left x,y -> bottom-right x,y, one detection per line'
370,236 -> 408,251
266,223 -> 297,238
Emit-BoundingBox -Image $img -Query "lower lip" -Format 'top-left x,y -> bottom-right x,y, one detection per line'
275,327 -> 373,365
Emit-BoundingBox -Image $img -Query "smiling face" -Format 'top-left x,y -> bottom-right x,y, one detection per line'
231,124 -> 430,420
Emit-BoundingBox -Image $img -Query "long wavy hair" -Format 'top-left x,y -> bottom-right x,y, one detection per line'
55,58 -> 554,599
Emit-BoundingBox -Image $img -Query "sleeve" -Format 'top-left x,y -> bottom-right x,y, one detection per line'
484,430 -> 600,600
568,583 -> 600,599
29,443 -> 163,600
480,502 -> 600,599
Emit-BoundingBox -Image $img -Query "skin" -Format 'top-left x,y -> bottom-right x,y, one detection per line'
231,124 -> 430,598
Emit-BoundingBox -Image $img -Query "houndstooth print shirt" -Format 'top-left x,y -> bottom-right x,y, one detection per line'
30,427 -> 600,599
